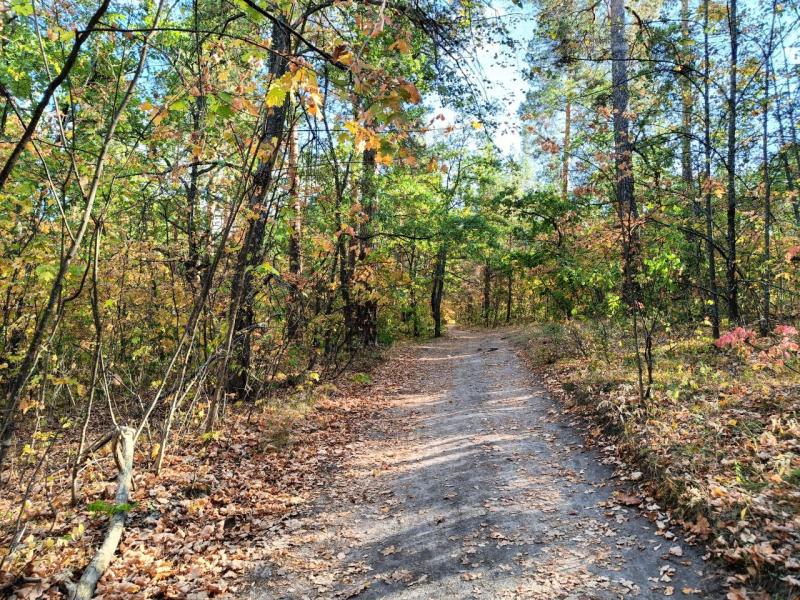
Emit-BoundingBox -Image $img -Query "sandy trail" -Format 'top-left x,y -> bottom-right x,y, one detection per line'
248,328 -> 722,599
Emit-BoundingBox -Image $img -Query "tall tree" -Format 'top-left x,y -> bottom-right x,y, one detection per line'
609,0 -> 640,310
725,0 -> 739,323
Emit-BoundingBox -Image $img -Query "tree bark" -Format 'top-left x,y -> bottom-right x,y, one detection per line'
226,17 -> 292,400
482,261 -> 491,327
703,0 -> 721,338
610,0 -> 640,311
287,122 -> 303,340
431,245 -> 446,337
680,0 -> 702,293
725,0 -> 740,323
505,269 -> 512,323
71,427 -> 135,600
357,148 -> 378,346
561,97 -> 571,202
760,5 -> 776,335
776,87 -> 800,226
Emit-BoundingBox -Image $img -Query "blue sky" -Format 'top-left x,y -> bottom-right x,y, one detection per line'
427,0 -> 800,161
426,0 -> 533,157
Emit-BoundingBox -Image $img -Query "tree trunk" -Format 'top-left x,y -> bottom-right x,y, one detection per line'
287,122 -> 303,340
561,97 -> 571,202
725,0 -> 739,323
358,148 -> 378,346
776,86 -> 800,226
760,5 -> 776,335
186,0 -> 206,289
431,245 -> 446,337
505,269 -> 512,323
703,0 -> 721,339
680,0 -> 702,298
409,244 -> 420,337
610,0 -> 640,311
482,261 -> 491,327
226,17 -> 291,400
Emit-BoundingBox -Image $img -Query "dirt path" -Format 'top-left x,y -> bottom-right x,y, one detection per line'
248,329 -> 722,599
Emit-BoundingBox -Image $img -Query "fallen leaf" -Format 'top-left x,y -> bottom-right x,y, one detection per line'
616,492 -> 642,506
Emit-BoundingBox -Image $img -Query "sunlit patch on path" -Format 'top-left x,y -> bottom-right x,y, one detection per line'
247,329 -> 722,599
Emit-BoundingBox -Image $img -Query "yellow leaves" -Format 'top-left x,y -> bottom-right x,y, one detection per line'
266,72 -> 293,107
375,152 -> 393,166
709,484 -> 728,498
344,120 -> 379,152
265,66 -> 324,116
293,66 -> 323,116
312,234 -> 334,254
68,522 -> 85,542
471,120 -> 483,130
332,44 -> 353,65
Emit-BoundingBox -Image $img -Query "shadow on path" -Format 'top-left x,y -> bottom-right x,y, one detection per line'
246,328 -> 723,599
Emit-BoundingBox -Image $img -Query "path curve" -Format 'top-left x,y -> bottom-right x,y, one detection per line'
249,328 -> 722,599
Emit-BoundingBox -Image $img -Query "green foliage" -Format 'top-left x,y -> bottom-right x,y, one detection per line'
87,501 -> 137,516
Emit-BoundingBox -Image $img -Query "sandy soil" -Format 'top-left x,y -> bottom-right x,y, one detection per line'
246,328 -> 723,599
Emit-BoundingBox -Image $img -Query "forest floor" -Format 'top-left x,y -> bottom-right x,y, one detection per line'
243,328 -> 722,599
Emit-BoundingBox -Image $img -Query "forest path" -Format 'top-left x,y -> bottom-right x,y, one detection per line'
249,328 -> 722,599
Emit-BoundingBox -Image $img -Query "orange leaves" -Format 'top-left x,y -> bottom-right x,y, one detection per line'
389,37 -> 412,54
344,120 -> 380,153
785,245 -> 800,263
398,81 -> 422,105
375,152 -> 393,166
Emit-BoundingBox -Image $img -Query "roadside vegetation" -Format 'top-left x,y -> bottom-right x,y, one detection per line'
511,322 -> 799,598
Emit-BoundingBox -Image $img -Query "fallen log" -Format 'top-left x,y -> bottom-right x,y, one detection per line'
70,426 -> 135,600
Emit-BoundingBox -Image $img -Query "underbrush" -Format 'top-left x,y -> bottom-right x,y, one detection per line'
512,321 -> 800,598
0,350 -> 393,598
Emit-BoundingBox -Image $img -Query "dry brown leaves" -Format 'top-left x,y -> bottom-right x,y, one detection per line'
0,346 -> 418,599
515,328 -> 800,597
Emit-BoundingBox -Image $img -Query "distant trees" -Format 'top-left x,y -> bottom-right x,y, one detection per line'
513,0 -> 800,329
